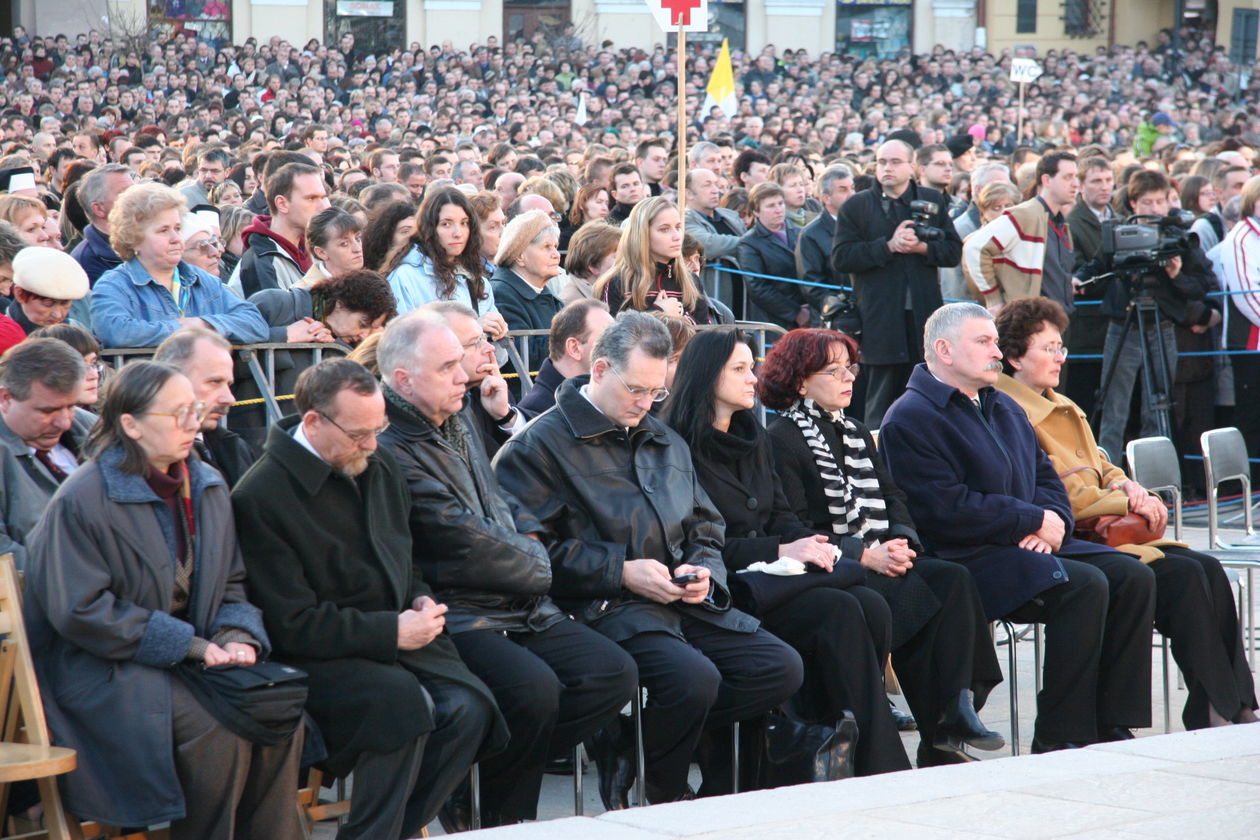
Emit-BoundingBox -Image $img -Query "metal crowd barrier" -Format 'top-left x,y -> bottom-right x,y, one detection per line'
101,342 -> 351,425
99,322 -> 785,428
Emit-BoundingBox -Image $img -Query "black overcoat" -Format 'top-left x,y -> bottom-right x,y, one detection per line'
231,419 -> 507,776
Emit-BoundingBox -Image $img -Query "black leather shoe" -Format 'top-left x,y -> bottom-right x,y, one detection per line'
935,689 -> 1005,751
917,738 -> 978,767
437,779 -> 471,833
889,698 -> 917,731
1030,736 -> 1088,754
545,754 -> 577,775
1096,726 -> 1134,742
586,717 -> 634,811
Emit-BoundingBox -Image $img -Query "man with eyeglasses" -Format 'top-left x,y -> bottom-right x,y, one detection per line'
376,311 -> 635,828
7,247 -> 90,336
233,357 -> 505,840
832,137 -> 962,428
496,312 -> 802,806
154,328 -> 257,487
179,147 -> 230,209
0,338 -> 93,570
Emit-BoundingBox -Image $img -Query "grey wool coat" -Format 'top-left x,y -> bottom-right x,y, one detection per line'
23,447 -> 270,826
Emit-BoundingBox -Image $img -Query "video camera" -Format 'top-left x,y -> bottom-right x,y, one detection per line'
1099,210 -> 1198,276
909,200 -> 945,243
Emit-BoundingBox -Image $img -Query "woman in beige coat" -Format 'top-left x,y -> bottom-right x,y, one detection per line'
995,297 -> 1257,730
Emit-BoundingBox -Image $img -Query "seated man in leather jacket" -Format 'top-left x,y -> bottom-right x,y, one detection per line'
375,311 -> 636,827
494,311 -> 803,805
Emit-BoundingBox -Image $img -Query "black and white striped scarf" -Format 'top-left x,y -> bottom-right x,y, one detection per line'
782,399 -> 888,546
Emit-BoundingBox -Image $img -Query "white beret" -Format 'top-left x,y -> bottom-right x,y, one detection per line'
181,208 -> 221,243
12,247 -> 89,300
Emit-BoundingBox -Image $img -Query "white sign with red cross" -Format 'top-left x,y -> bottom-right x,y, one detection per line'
645,0 -> 710,32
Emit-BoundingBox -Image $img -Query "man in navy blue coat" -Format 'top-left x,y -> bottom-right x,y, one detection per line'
880,302 -> 1155,753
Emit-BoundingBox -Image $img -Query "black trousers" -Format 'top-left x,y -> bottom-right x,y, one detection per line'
862,362 -> 916,430
1152,546 -> 1258,728
890,557 -> 1003,744
338,679 -> 493,840
452,621 -> 638,824
1005,552 -> 1155,744
761,585 -> 910,776
618,617 -> 802,802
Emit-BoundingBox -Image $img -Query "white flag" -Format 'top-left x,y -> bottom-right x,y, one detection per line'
575,92 -> 588,126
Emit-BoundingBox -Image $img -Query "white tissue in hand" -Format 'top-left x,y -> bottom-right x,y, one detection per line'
739,558 -> 808,576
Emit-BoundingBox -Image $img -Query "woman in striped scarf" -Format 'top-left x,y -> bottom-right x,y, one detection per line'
760,328 -> 1005,768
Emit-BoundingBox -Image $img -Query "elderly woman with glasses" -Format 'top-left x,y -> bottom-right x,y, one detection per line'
489,209 -> 564,368
91,183 -> 268,348
23,361 -> 303,837
180,206 -> 224,278
760,328 -> 1005,768
995,297 -> 1257,730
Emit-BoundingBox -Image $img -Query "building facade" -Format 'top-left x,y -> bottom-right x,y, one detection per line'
15,0 -> 1259,63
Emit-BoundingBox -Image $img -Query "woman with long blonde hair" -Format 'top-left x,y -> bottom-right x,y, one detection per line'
593,196 -> 714,324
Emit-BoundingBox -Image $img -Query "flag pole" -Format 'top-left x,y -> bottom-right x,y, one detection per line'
677,22 -> 687,235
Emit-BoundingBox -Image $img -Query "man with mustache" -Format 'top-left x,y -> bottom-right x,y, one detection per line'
154,328 -> 256,487
879,302 -> 1156,754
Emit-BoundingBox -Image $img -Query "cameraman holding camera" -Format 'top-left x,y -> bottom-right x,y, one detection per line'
832,138 -> 962,427
1081,169 -> 1221,462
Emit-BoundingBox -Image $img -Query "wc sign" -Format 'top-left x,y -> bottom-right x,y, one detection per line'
1009,58 -> 1043,84
646,0 -> 710,31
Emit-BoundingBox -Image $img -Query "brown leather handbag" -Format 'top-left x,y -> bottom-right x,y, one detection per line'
1059,466 -> 1165,547
1074,512 -> 1164,547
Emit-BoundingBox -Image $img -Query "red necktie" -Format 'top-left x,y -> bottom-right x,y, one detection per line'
33,449 -> 68,484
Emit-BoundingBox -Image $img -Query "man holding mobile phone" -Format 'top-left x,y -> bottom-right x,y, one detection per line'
495,312 -> 803,807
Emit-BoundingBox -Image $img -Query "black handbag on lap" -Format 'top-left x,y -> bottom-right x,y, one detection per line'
176,661 -> 308,746
758,710 -> 858,787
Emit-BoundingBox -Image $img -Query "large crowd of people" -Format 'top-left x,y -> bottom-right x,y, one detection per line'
0,19 -> 1259,840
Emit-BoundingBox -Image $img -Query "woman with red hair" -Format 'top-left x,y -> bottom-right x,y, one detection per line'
760,328 -> 1004,768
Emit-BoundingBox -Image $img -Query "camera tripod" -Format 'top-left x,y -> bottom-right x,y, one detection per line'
1089,276 -> 1175,444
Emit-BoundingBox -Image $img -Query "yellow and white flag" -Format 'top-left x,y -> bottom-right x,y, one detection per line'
702,38 -> 738,118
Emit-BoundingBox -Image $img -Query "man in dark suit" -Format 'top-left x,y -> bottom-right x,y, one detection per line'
797,163 -> 857,331
1064,156 -> 1116,417
880,302 -> 1155,753
154,328 -> 257,487
832,139 -> 962,427
232,358 -> 505,840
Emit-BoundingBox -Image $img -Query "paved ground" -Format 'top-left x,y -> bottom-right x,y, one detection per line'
310,525 -> 1260,837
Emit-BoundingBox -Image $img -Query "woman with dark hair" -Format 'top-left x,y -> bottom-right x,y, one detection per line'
384,187 -> 508,340
23,361 -> 302,836
665,327 -> 906,776
761,328 -> 1005,767
995,297 -> 1257,730
361,199 -> 416,273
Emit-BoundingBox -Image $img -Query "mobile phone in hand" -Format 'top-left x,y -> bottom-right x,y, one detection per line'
670,572 -> 701,586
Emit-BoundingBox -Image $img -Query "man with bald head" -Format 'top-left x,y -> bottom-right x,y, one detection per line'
832,138 -> 962,426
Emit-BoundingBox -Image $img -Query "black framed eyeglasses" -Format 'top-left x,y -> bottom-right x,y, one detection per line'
318,411 -> 390,443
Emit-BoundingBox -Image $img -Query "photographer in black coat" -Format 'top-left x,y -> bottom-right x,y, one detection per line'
832,139 -> 962,427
